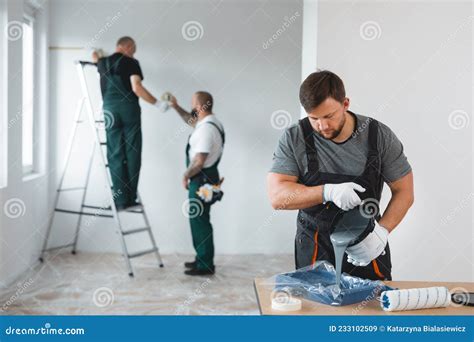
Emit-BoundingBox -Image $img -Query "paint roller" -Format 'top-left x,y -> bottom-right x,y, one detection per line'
380,287 -> 472,312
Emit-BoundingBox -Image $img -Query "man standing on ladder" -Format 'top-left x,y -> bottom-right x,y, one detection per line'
93,36 -> 166,211
170,92 -> 225,276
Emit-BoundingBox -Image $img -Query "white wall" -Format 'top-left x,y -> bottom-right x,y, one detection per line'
300,0 -> 317,118
315,0 -> 472,282
6,0 -> 469,286
0,0 -> 50,287
48,0 -> 304,257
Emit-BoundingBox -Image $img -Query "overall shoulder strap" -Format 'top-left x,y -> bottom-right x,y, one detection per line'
104,56 -> 113,74
104,56 -> 110,72
105,55 -> 120,75
299,117 -> 318,172
367,118 -> 379,154
200,121 -> 225,169
205,121 -> 225,146
365,118 -> 383,212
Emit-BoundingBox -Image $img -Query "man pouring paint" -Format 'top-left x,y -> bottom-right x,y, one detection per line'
267,70 -> 414,281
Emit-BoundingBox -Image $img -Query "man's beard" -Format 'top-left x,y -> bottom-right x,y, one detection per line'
316,115 -> 346,140
317,129 -> 341,140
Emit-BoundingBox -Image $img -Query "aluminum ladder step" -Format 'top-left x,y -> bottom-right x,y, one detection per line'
122,227 -> 150,236
54,208 -> 114,218
128,247 -> 157,259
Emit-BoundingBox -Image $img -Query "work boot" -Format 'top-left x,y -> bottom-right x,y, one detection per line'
125,202 -> 143,212
115,204 -> 128,212
184,261 -> 197,269
184,266 -> 215,276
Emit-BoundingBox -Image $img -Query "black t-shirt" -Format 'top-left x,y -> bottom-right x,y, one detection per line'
97,52 -> 143,101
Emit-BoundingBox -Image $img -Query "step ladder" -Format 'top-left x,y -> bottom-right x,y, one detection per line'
39,61 -> 164,277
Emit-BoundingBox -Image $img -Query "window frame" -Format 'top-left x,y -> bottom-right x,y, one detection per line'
21,7 -> 36,175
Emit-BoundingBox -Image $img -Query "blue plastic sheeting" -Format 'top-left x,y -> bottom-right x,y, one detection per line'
273,261 -> 393,306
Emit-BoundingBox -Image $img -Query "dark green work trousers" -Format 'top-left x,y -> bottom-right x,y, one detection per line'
188,180 -> 214,271
103,101 -> 142,207
186,163 -> 220,271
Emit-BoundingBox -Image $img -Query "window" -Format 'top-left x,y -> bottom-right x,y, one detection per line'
22,14 -> 35,174
0,3 -> 5,187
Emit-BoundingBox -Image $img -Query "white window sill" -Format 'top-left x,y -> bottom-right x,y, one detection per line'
23,172 -> 43,183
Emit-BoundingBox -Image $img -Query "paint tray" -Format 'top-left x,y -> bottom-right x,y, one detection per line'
269,261 -> 392,306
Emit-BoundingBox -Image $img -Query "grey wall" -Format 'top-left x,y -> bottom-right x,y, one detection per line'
315,0 -> 472,281
48,0 -> 304,256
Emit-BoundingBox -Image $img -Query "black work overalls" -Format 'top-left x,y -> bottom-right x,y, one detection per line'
295,115 -> 392,280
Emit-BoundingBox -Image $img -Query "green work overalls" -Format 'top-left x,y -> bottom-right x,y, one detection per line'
185,121 -> 225,271
102,57 -> 142,207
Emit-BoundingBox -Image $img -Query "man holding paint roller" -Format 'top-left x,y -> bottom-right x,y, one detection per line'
93,36 -> 169,211
267,70 -> 414,281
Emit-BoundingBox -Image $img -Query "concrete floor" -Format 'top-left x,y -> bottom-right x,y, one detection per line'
0,252 -> 293,315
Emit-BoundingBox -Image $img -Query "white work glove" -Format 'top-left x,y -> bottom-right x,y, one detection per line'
346,221 -> 389,267
323,182 -> 366,211
153,100 -> 170,113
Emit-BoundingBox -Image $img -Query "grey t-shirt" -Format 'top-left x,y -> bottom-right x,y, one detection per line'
270,112 -> 411,183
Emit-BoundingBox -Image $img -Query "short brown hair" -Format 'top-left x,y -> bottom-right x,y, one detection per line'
116,36 -> 135,46
299,70 -> 346,112
195,91 -> 213,112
